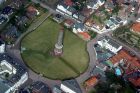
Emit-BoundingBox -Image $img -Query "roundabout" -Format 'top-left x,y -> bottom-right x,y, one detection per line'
21,18 -> 89,80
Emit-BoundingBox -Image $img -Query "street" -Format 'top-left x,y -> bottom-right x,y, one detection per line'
5,0 -> 140,92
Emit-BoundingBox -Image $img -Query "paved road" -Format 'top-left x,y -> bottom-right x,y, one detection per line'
76,39 -> 98,93
6,0 -> 140,92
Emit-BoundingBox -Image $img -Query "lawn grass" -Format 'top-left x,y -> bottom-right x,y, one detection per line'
21,18 -> 89,80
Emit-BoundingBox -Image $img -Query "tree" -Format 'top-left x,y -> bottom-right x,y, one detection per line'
5,73 -> 9,79
18,4 -> 26,15
112,5 -> 121,15
35,3 -> 40,8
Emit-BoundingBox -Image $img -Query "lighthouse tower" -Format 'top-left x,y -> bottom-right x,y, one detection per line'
54,27 -> 64,56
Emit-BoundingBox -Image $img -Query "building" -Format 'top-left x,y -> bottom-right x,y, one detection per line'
131,22 -> 140,35
61,79 -> 82,93
0,39 -> 5,53
2,6 -> 14,16
0,0 -> 5,4
0,53 -> 28,93
19,81 -> 51,93
56,0 -> 75,17
15,16 -> 29,28
56,0 -> 88,23
78,32 -> 91,41
87,0 -> 105,10
64,19 -> 74,28
84,76 -> 99,88
109,49 -> 140,69
3,25 -> 21,42
124,70 -> 140,88
26,6 -> 39,19
97,36 -> 122,54
90,66 -> 106,81
53,14 -> 65,23
94,43 -> 114,62
53,85 -> 63,93
0,14 -> 8,25
73,23 -> 87,34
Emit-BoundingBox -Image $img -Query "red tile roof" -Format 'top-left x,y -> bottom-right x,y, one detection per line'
78,32 -> 91,39
64,0 -> 73,6
129,78 -> 140,87
131,22 -> 140,33
85,76 -> 99,87
27,6 -> 37,12
109,49 -> 140,69
64,19 -> 74,26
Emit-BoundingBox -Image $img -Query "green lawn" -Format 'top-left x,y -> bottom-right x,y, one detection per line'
21,18 -> 89,80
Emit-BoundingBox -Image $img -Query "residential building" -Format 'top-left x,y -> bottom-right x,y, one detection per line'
56,0 -> 88,23
64,19 -> 74,28
53,85 -> 63,93
0,53 -> 28,93
73,23 -> 87,34
0,0 -> 5,4
26,6 -> 39,19
97,36 -> 122,54
0,14 -> 8,25
94,43 -> 114,62
30,81 -> 51,93
0,39 -> 5,53
19,81 -> 51,93
87,0 -> 105,10
84,76 -> 99,88
56,0 -> 75,16
61,79 -> 82,93
78,32 -> 91,41
53,14 -> 65,23
131,22 -> 140,35
2,6 -> 14,16
124,70 -> 140,88
90,66 -> 106,81
3,25 -> 21,42
15,16 -> 29,28
109,49 -> 140,69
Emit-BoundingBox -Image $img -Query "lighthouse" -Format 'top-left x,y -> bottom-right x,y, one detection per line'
54,27 -> 64,56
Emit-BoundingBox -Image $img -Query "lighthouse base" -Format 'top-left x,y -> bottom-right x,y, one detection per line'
50,48 -> 63,56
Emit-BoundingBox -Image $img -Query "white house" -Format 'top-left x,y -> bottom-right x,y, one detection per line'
56,4 -> 68,15
136,18 -> 140,22
60,79 -> 82,93
56,3 -> 75,17
97,36 -> 122,54
87,0 -> 105,10
61,84 -> 76,93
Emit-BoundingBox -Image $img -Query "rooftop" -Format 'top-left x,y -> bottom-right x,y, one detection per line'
64,19 -> 74,27
78,32 -> 91,40
124,70 -> 140,87
131,22 -> 140,33
27,6 -> 37,13
104,36 -> 120,49
84,76 -> 99,87
109,49 -> 140,70
0,53 -> 27,93
2,6 -> 13,15
31,81 -> 50,93
62,79 -> 82,93
64,0 -> 73,6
